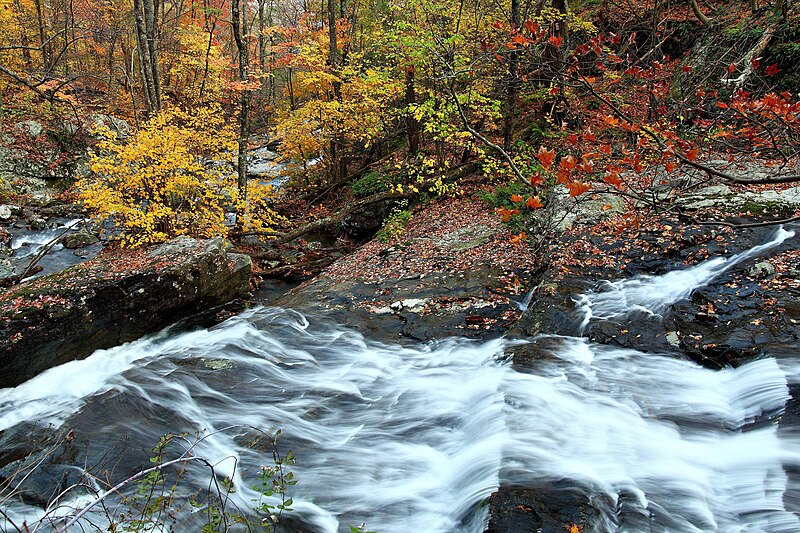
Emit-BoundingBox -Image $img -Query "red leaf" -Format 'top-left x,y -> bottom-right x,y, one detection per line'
511,34 -> 530,46
559,154 -> 577,171
529,172 -> 544,187
549,35 -> 563,47
603,170 -> 622,187
510,232 -> 527,245
717,101 -> 728,109
751,57 -> 761,70
526,196 -> 543,209
536,147 -> 556,169
510,194 -> 523,203
726,63 -> 737,75
523,20 -> 538,34
567,133 -> 578,145
686,148 -> 699,162
681,65 -> 692,73
566,181 -> 591,197
765,64 -> 780,77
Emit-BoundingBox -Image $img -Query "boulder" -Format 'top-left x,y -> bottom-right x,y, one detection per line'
0,236 -> 252,387
340,199 -> 397,239
14,120 -> 44,138
61,229 -> 99,249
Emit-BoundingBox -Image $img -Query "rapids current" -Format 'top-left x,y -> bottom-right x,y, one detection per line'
1,228 -> 799,532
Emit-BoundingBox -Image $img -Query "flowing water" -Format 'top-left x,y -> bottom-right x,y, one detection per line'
8,219 -> 101,279
1,229 -> 799,532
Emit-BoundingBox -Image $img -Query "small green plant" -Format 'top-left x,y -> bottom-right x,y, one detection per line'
375,208 -> 412,243
2,427 -> 297,533
251,429 -> 297,532
480,181 -> 528,210
351,171 -> 393,198
349,524 -> 378,533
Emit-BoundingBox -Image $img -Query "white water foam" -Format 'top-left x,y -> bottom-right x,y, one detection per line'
576,227 -> 795,329
2,307 -> 799,532
10,219 -> 82,259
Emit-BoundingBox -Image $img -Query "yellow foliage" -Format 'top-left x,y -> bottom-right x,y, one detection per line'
168,26 -> 228,103
80,104 -> 280,247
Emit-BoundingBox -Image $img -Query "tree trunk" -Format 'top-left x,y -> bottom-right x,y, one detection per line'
32,0 -> 51,73
502,0 -> 521,152
690,0 -> 712,26
232,0 -> 250,204
132,0 -> 160,114
13,0 -> 32,70
327,0 -> 345,182
144,0 -> 161,110
405,65 -> 419,155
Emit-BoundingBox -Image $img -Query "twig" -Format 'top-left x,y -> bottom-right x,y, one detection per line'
59,455 -> 207,532
19,220 -> 85,281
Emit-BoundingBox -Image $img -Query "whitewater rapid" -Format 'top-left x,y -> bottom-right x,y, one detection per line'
1,228 -> 799,532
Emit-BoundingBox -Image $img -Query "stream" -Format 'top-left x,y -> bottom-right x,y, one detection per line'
7,219 -> 101,279
1,229 -> 799,532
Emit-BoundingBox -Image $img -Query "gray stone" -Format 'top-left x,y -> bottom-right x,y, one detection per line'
445,224 -> 496,251
665,331 -> 681,347
0,205 -> 11,220
28,192 -> 53,207
390,298 -> 428,313
15,120 -> 44,138
87,114 -> 131,138
28,217 -> 48,230
747,261 -> 776,279
0,261 -> 15,281
61,229 -> 99,249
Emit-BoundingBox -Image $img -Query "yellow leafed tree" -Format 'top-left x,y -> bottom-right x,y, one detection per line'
81,104 -> 281,247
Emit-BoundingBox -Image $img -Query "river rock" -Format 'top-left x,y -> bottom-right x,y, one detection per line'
61,228 -> 99,249
0,236 -> 252,387
747,260 -> 776,279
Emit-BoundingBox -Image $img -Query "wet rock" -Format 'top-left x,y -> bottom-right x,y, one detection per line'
0,236 -> 252,387
340,199 -> 397,239
0,204 -> 12,220
276,267 -> 523,343
747,260 -> 776,279
0,261 -> 15,283
27,216 -> 48,230
486,481 -> 613,533
61,229 -> 99,249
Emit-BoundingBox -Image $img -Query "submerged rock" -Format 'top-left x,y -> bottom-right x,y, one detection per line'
0,236 -> 251,387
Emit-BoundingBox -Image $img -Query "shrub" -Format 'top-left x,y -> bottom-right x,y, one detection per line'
375,208 -> 412,242
351,171 -> 393,198
80,104 -> 280,247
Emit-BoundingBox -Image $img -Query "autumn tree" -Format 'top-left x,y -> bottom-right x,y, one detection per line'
81,104 -> 281,246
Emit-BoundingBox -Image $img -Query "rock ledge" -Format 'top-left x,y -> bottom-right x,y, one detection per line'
0,236 -> 251,387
